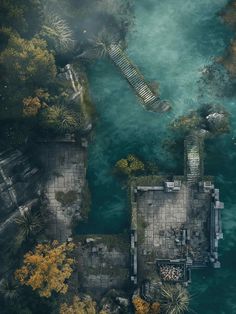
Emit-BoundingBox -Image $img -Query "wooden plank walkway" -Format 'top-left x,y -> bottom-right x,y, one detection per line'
107,43 -> 171,112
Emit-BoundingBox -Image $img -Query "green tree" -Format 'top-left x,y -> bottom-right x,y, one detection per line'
0,30 -> 56,117
0,33 -> 56,87
0,0 -> 43,37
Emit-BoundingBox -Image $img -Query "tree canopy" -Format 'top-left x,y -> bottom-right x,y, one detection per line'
0,28 -> 56,118
60,296 -> 98,314
132,296 -> 160,314
0,32 -> 56,87
15,241 -> 75,298
115,154 -> 145,176
0,0 -> 43,37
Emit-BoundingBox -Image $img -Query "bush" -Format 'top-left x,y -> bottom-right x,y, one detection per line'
115,154 -> 145,176
40,105 -> 80,134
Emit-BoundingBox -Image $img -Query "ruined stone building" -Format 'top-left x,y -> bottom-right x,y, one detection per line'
130,134 -> 223,298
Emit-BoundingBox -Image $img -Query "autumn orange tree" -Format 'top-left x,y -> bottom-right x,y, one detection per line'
15,241 -> 75,298
133,296 -> 160,314
133,296 -> 150,314
150,302 -> 161,314
22,89 -> 49,117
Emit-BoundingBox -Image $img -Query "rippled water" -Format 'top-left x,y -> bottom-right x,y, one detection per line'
79,0 -> 236,312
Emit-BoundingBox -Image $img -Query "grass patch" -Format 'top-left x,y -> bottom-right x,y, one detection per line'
137,216 -> 148,244
75,234 -> 130,252
80,183 -> 91,219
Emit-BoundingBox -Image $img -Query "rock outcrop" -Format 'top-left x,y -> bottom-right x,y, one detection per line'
0,149 -> 40,230
0,148 -> 40,274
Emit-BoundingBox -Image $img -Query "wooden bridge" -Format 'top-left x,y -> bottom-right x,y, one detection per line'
107,44 -> 171,112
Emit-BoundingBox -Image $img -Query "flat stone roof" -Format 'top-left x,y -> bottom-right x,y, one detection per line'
131,176 -> 221,284
137,182 -> 211,259
76,235 -> 130,299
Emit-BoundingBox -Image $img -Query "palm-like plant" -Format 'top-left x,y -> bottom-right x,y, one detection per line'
88,29 -> 120,58
41,13 -> 75,53
160,284 -> 189,314
41,105 -> 79,134
0,278 -> 19,301
15,210 -> 43,241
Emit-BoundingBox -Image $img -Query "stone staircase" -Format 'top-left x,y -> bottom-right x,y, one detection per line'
107,44 -> 170,112
184,135 -> 203,184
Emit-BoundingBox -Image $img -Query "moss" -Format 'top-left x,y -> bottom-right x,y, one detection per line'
130,175 -> 165,187
169,112 -> 203,135
52,171 -> 63,177
55,190 -> 78,206
137,217 -> 148,244
86,266 -> 129,278
72,62 -> 96,126
203,176 -> 214,182
221,0 -> 236,29
75,234 -> 130,252
80,182 -> 91,219
97,234 -> 130,251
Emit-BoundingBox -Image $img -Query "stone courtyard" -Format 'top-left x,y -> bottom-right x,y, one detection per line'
136,182 -> 212,264
130,136 -> 224,286
131,177 -> 223,285
38,140 -> 87,241
76,235 -> 130,299
137,183 -> 188,260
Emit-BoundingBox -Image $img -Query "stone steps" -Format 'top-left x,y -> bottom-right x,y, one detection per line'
185,135 -> 202,184
107,44 -> 167,111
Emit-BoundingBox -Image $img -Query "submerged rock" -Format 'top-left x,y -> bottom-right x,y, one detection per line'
146,99 -> 171,113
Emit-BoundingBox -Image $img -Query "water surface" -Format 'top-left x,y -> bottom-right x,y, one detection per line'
80,1 -> 236,312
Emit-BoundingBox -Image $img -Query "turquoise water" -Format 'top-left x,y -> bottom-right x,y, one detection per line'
81,0 -> 236,313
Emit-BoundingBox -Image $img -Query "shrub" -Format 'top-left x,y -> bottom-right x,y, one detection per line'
115,154 -> 145,176
40,105 -> 79,134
